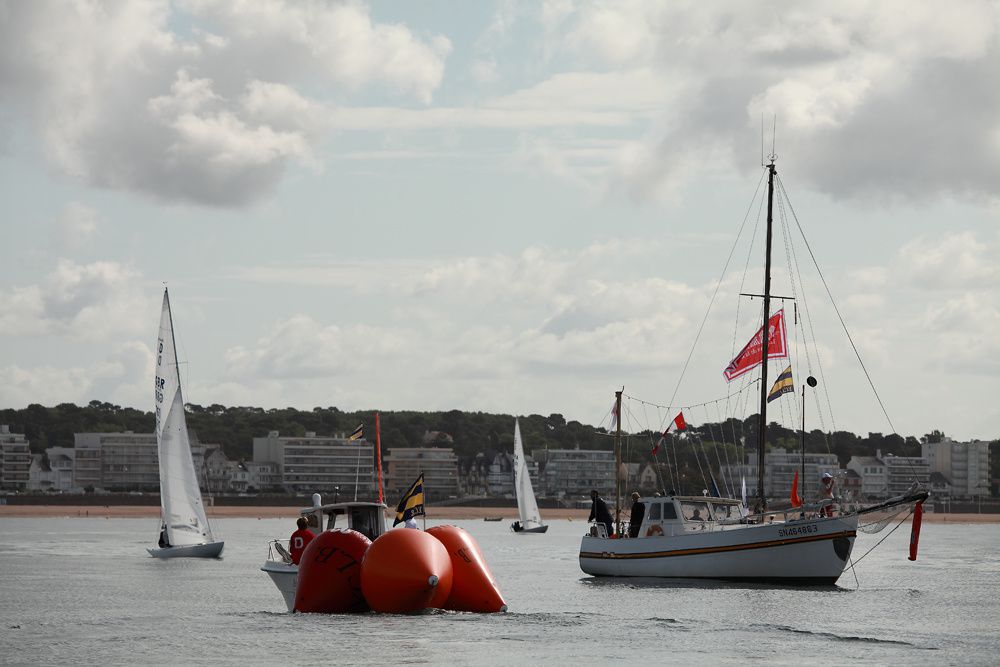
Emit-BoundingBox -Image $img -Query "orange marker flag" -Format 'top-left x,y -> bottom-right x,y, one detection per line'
790,470 -> 803,508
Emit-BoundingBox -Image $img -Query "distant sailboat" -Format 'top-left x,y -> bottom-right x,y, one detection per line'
510,419 -> 547,534
148,288 -> 224,559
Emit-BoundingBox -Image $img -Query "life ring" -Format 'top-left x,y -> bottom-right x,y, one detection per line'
645,524 -> 664,537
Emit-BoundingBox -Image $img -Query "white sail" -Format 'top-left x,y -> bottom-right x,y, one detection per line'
513,419 -> 543,530
155,289 -> 214,548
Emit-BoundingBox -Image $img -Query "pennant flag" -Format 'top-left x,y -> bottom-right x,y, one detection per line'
663,412 -> 687,436
790,470 -> 802,508
723,309 -> 789,382
741,476 -> 747,507
651,438 -> 662,456
610,402 -> 619,430
767,365 -> 794,403
393,474 -> 426,526
347,424 -> 364,441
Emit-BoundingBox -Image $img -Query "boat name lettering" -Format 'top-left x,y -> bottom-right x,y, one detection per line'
778,524 -> 818,537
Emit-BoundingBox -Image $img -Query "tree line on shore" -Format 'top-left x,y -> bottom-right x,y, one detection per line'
5,402 -> 994,488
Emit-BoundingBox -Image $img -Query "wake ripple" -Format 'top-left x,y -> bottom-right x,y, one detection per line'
754,623 -> 937,649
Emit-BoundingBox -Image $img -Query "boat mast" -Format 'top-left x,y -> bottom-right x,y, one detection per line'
163,287 -> 184,406
756,161 -> 777,513
614,389 -> 623,536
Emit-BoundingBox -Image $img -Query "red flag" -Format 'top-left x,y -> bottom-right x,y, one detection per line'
610,402 -> 619,430
790,470 -> 802,508
653,412 -> 685,456
723,309 -> 789,382
663,412 -> 686,436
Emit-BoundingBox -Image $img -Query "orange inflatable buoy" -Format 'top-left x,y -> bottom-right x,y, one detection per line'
361,528 -> 453,613
426,525 -> 507,613
294,529 -> 371,614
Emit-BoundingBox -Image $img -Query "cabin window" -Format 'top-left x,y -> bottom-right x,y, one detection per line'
649,503 -> 661,520
680,501 -> 710,522
710,503 -> 737,521
661,502 -> 678,520
350,508 -> 375,540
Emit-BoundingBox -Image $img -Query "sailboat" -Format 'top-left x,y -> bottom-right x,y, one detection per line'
578,156 -> 926,583
510,418 -> 547,534
147,288 -> 224,559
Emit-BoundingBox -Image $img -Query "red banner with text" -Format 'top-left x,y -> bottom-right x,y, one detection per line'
723,309 -> 788,382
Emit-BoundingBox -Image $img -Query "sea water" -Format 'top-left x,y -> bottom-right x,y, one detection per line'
0,516 -> 997,665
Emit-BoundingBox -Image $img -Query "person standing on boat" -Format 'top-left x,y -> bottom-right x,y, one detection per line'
289,517 -> 315,565
818,472 -> 836,517
628,492 -> 645,538
589,490 -> 614,537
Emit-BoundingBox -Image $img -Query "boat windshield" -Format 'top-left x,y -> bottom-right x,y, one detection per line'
680,501 -> 711,522
709,502 -> 740,521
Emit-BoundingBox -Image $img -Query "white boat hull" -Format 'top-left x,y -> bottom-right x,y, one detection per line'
147,541 -> 225,559
580,515 -> 857,584
261,561 -> 298,612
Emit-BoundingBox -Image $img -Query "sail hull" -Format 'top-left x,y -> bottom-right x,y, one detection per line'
511,523 -> 549,534
512,419 -> 545,533
148,540 -> 225,559
579,515 -> 856,583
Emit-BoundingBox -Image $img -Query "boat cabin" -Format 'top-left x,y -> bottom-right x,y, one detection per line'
635,495 -> 747,538
300,493 -> 387,542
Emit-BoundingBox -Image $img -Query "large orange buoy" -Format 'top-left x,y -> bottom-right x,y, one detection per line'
361,528 -> 453,613
426,525 -> 507,613
294,529 -> 371,614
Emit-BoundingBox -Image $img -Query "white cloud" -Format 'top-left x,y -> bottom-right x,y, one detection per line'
0,0 -> 449,206
0,260 -> 149,339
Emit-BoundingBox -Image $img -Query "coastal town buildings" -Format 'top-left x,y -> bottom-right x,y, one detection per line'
541,448 -> 615,498
846,455 -> 888,499
253,430 -> 374,497
28,446 -> 76,493
71,431 -> 212,492
384,447 -> 459,502
0,425 -> 31,491
720,448 -> 840,499
922,438 -> 991,499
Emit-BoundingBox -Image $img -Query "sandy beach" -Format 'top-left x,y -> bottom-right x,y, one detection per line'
1,504 -> 996,522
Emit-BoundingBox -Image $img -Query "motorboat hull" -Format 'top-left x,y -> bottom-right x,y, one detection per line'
580,515 -> 856,583
511,522 -> 548,534
148,540 -> 225,559
261,560 -> 298,612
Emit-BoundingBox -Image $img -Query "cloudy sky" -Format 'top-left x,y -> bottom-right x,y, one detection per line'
1,1 -> 998,442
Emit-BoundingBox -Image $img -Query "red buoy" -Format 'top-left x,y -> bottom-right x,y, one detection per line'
294,529 -> 371,613
908,501 -> 924,561
426,525 -> 507,613
361,528 -> 453,613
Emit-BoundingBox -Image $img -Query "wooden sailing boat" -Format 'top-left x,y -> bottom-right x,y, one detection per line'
510,419 -> 547,534
148,288 -> 224,559
578,157 -> 926,583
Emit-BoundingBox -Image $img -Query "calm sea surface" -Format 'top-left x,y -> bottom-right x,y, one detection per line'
1,516 -> 998,665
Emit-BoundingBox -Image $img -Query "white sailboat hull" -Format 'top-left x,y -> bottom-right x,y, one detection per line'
261,561 -> 298,612
147,540 -> 225,559
580,515 -> 856,584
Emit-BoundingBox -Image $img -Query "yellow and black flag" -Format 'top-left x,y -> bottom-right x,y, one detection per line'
347,424 -> 364,441
393,473 -> 425,526
767,365 -> 794,403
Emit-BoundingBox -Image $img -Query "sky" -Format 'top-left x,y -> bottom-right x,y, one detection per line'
1,1 -> 998,442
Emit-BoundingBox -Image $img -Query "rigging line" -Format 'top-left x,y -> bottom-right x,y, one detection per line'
714,400 -> 738,498
728,180 -> 768,422
776,182 -> 832,441
705,406 -> 733,498
785,177 -> 898,433
690,434 -> 711,495
623,376 -> 760,413
665,169 -> 768,422
700,405 -> 728,498
844,508 -> 913,570
641,400 -> 668,495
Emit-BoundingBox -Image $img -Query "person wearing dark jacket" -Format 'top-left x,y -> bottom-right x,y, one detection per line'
588,489 -> 614,537
628,492 -> 645,538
